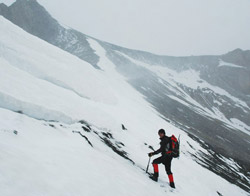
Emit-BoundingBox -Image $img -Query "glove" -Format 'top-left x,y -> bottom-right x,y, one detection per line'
148,152 -> 154,157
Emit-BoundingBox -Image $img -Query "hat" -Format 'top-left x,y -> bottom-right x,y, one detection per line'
158,129 -> 165,134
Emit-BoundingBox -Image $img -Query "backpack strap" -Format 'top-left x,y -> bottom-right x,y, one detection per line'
165,136 -> 173,154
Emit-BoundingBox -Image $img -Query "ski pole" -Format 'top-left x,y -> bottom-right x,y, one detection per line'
146,156 -> 151,174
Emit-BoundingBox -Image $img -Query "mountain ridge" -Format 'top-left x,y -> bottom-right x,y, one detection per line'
1,0 -> 250,192
1,0 -> 250,67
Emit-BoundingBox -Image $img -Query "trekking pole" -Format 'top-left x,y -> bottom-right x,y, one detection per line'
146,156 -> 151,174
145,145 -> 155,173
178,134 -> 180,159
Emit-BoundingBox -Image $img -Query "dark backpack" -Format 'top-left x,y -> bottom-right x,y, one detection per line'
170,135 -> 180,158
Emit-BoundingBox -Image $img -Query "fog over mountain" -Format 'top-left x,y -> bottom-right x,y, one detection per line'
0,0 -> 250,194
1,0 -> 250,55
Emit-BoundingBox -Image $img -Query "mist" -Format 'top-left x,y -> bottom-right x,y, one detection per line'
1,0 -> 250,56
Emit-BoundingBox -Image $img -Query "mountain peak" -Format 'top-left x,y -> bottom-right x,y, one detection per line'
0,0 -> 100,68
0,0 -> 60,43
15,0 -> 37,3
10,0 -> 48,12
1,0 -> 39,8
225,48 -> 250,56
222,48 -> 250,68
227,48 -> 244,54
0,2 -> 8,7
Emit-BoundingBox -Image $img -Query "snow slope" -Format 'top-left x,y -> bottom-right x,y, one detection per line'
0,16 -> 248,196
116,51 -> 250,135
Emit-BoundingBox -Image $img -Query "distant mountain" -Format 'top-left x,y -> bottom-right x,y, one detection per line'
0,0 -> 99,68
1,0 -> 250,191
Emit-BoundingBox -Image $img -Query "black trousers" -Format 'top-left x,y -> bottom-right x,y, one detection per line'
152,155 -> 173,175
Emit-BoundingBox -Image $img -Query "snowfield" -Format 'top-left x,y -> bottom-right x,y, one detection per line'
0,16 -> 249,196
116,51 -> 250,136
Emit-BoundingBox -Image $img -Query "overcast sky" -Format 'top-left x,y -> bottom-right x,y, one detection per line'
1,0 -> 250,56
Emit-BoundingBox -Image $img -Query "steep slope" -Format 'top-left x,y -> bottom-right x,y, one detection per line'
1,0 -> 250,192
102,43 -> 250,161
0,16 -> 249,196
101,43 -> 250,189
0,0 -> 99,68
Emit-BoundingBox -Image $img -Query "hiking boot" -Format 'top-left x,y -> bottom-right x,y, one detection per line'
149,173 -> 158,182
170,182 -> 175,188
149,175 -> 158,182
168,173 -> 175,188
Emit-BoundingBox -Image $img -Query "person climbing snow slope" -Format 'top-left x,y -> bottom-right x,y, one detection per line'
148,129 -> 176,188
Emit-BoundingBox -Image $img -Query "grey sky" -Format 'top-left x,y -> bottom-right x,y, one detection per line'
1,0 -> 250,56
